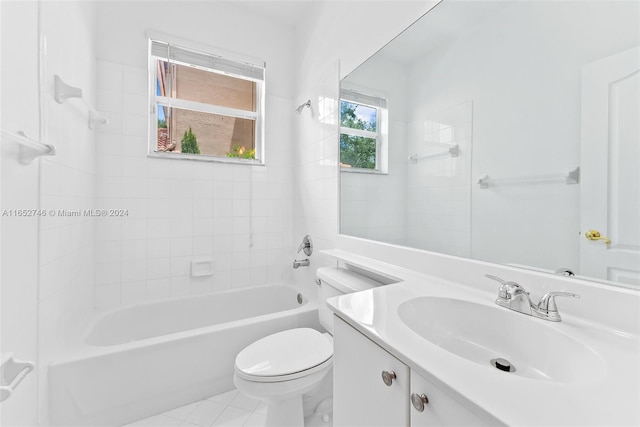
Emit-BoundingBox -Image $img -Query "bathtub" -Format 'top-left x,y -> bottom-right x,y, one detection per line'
48,283 -> 320,426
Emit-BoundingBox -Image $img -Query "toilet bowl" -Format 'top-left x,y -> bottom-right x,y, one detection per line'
234,328 -> 333,426
233,267 -> 382,427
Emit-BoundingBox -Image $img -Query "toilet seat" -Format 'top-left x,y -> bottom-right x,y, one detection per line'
235,328 -> 333,383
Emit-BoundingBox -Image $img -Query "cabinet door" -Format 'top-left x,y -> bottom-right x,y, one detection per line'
410,370 -> 487,426
333,315 -> 410,427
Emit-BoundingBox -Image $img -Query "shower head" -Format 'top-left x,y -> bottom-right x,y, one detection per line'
296,100 -> 311,114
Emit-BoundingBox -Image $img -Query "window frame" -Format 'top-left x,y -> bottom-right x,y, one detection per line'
339,88 -> 388,174
147,31 -> 266,165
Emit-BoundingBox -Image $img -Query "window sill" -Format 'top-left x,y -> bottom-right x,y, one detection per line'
340,167 -> 388,176
148,151 -> 264,166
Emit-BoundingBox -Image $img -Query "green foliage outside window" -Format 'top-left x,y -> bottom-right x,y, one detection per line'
181,127 -> 201,154
340,101 -> 377,169
226,145 -> 256,159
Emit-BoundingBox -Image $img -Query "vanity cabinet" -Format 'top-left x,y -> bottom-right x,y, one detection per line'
333,315 -> 410,426
333,316 -> 486,427
410,369 -> 486,426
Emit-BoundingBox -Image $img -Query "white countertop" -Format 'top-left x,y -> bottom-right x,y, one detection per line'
327,262 -> 640,426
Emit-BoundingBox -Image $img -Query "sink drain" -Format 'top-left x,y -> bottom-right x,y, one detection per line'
490,358 -> 516,372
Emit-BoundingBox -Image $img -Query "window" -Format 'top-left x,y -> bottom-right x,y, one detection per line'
148,36 -> 265,163
340,89 -> 388,172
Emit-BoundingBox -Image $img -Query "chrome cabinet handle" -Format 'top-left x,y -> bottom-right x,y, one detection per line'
381,370 -> 396,386
411,393 -> 429,412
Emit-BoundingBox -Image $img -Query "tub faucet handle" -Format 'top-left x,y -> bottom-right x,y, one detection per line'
297,235 -> 313,256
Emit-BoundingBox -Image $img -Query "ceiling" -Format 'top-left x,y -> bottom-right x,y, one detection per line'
224,0 -> 319,30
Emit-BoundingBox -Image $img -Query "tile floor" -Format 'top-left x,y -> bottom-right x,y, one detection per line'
120,388 -> 332,427
121,389 -> 267,427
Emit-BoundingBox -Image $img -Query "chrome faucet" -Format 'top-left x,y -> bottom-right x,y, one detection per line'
293,259 -> 310,269
485,274 -> 579,322
293,235 -> 313,269
486,274 -> 532,315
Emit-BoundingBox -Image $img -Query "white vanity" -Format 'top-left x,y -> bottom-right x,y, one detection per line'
325,249 -> 640,426
333,316 -> 489,426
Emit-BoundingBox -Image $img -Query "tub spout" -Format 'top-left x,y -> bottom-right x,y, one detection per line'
293,259 -> 309,269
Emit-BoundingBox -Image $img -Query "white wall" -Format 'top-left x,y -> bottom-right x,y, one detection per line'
92,1 -> 298,309
1,0 -> 98,424
0,2 -> 40,424
405,1 -> 639,271
405,100 -> 472,258
292,1 -> 439,288
37,0 -> 98,422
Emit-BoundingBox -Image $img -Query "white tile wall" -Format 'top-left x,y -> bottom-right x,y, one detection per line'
28,1 -> 100,423
93,60 -> 294,309
291,59 -> 341,290
0,5 -> 41,425
406,101 -> 473,258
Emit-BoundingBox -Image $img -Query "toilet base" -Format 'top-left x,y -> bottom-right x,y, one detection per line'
264,395 -> 304,427
234,360 -> 332,427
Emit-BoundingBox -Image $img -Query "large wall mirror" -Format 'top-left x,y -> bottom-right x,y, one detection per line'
339,0 -> 639,288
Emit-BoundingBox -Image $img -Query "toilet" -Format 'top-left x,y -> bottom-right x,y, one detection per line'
233,266 -> 382,426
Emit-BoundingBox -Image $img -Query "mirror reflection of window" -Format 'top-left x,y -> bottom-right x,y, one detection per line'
339,89 -> 387,173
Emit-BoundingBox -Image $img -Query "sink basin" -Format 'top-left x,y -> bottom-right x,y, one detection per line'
398,297 -> 605,383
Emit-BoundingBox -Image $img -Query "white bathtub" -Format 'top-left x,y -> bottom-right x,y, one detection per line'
48,283 -> 320,426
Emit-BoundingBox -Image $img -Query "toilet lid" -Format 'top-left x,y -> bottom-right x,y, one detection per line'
235,328 -> 333,377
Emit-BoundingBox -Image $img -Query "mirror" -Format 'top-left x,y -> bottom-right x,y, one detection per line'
339,0 -> 640,288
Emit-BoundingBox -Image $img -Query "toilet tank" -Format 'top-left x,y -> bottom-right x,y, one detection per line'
316,267 -> 383,334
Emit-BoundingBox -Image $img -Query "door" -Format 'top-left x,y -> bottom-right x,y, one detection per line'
580,46 -> 640,287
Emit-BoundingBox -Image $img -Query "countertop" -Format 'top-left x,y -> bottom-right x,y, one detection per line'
327,259 -> 640,426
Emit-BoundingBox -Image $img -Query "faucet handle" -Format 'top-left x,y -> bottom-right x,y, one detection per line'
485,274 -> 527,299
297,235 -> 313,256
486,274 -> 532,316
537,292 -> 580,312
485,274 -> 507,286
